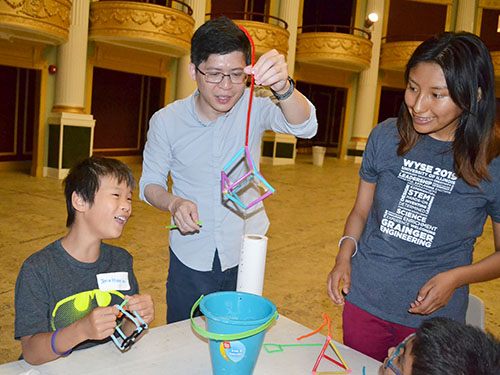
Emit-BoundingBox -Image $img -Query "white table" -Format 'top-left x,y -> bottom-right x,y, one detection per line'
0,316 -> 381,374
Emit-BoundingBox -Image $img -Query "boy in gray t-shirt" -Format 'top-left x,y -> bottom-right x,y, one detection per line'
15,157 -> 154,365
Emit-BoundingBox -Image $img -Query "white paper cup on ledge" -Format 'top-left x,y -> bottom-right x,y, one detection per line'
312,146 -> 326,166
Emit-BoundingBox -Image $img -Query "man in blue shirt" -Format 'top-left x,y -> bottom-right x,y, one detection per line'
140,17 -> 317,323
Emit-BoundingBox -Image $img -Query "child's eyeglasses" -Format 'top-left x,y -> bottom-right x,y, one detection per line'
383,333 -> 416,375
110,303 -> 149,351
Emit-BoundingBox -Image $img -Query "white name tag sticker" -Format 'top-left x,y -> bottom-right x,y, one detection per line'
96,272 -> 130,292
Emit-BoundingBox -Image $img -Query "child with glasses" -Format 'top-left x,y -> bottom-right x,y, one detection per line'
327,31 -> 500,361
140,16 -> 317,323
379,318 -> 500,375
15,157 -> 154,364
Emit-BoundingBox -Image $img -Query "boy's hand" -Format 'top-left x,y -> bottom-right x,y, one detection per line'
244,49 -> 289,93
79,306 -> 119,341
124,294 -> 155,325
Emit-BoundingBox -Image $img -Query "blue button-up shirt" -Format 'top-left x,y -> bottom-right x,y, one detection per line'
140,88 -> 317,271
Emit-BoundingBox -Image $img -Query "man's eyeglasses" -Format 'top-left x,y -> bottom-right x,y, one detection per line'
196,66 -> 247,84
383,333 -> 416,375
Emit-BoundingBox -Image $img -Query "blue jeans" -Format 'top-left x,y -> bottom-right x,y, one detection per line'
166,247 -> 238,323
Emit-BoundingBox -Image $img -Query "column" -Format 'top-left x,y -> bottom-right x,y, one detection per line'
455,0 -> 477,32
259,0 -> 301,165
347,0 -> 385,163
176,0 -> 207,100
279,0 -> 300,77
45,0 -> 95,179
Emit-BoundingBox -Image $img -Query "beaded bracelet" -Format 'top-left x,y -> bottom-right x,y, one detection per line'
338,235 -> 358,258
51,328 -> 72,356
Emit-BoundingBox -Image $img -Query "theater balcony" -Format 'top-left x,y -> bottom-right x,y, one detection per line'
380,35 -> 432,71
208,12 -> 289,57
89,0 -> 194,57
295,25 -> 373,72
0,0 -> 71,44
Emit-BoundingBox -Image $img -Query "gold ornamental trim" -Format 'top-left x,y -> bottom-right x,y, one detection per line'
296,32 -> 373,72
89,1 -> 194,57
408,0 -> 452,5
0,39 -> 47,69
233,20 -> 289,57
90,42 -> 171,78
479,0 -> 500,10
51,105 -> 86,114
492,51 -> 500,78
380,41 -> 422,72
0,0 -> 70,44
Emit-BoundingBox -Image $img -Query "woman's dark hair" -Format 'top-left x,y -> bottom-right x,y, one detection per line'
397,32 -> 499,186
411,318 -> 500,375
190,16 -> 251,66
63,157 -> 136,227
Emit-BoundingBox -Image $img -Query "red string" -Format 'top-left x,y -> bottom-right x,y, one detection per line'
238,25 -> 255,147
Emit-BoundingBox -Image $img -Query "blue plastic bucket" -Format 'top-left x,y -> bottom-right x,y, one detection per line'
191,291 -> 278,375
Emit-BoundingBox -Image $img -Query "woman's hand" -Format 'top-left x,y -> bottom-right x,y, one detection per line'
327,259 -> 352,305
408,270 -> 459,315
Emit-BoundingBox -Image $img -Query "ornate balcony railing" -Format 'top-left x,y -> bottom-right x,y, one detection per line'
89,0 -> 195,57
207,11 -> 287,29
206,12 -> 289,57
380,36 -> 425,71
296,24 -> 373,72
299,24 -> 371,40
0,0 -> 71,44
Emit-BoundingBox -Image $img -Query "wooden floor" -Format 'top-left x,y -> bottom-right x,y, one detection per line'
1,154 -> 499,364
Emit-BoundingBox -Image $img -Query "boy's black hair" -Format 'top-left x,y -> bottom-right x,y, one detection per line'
190,16 -> 251,66
411,317 -> 500,375
63,157 -> 136,227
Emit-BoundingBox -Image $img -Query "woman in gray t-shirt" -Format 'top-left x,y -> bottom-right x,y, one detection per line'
327,32 -> 500,363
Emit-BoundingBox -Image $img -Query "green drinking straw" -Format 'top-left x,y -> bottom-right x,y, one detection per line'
165,221 -> 203,230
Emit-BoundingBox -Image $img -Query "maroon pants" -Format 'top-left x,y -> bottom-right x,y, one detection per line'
342,301 -> 417,362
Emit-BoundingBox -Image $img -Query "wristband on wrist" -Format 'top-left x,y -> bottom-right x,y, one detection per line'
270,77 -> 295,101
338,235 -> 358,258
51,328 -> 72,356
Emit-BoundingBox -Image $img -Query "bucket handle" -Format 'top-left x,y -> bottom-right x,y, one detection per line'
190,295 -> 279,341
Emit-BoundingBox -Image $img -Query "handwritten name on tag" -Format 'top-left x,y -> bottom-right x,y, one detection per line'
96,272 -> 130,291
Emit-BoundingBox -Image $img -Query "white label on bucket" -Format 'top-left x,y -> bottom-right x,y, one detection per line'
220,341 -> 246,363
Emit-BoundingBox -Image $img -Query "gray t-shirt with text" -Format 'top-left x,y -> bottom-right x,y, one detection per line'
346,118 -> 500,328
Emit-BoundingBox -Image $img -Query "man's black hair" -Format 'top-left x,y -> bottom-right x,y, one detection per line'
190,16 -> 251,66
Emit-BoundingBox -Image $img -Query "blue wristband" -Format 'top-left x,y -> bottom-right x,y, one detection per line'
51,328 -> 72,356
